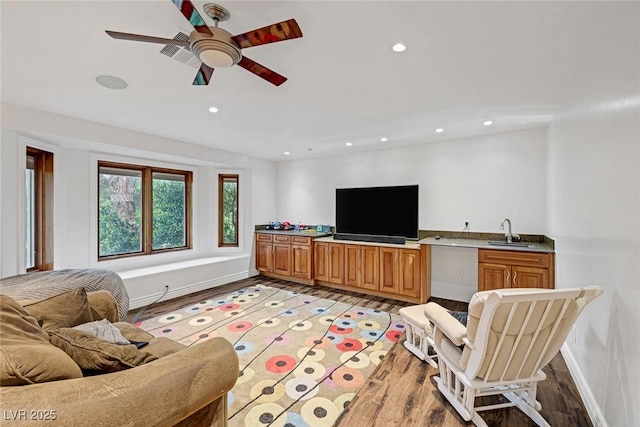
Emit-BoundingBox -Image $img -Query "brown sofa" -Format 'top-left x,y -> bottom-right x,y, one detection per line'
0,287 -> 239,426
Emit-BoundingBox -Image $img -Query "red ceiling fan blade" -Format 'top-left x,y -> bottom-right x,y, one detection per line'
105,30 -> 191,48
237,56 -> 287,86
232,19 -> 302,49
193,64 -> 214,86
170,0 -> 213,36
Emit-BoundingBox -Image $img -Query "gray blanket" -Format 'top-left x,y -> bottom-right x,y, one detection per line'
0,269 -> 129,320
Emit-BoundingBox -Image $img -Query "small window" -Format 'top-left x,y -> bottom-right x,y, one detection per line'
25,147 -> 54,271
218,174 -> 239,247
98,162 -> 192,259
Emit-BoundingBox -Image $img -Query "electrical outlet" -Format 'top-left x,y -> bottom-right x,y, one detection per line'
164,284 -> 169,292
457,269 -> 464,279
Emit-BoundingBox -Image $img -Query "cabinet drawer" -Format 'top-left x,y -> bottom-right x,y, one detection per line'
256,233 -> 273,242
478,249 -> 550,268
274,235 -> 291,243
292,236 -> 312,246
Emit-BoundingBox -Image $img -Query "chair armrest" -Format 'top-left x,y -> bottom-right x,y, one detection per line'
0,337 -> 238,427
424,302 -> 467,346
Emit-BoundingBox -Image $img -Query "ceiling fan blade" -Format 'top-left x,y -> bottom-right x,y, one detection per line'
106,31 -> 191,48
170,0 -> 213,36
237,56 -> 287,86
232,19 -> 302,49
192,64 -> 214,86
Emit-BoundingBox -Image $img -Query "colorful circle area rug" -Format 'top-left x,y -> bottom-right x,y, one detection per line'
137,284 -> 404,427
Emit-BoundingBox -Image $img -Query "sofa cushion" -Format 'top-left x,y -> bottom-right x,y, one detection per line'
114,322 -> 186,358
0,295 -> 83,385
114,321 -> 155,342
23,287 -> 93,331
86,290 -> 120,323
49,328 -> 158,373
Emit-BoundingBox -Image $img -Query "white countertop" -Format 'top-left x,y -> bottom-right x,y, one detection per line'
417,237 -> 554,253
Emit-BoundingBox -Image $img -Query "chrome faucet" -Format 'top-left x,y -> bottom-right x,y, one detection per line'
500,218 -> 513,242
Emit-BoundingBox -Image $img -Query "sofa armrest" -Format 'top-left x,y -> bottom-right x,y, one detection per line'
424,302 -> 467,347
0,337 -> 239,427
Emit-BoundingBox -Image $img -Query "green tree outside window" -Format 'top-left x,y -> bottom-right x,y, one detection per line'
219,174 -> 238,247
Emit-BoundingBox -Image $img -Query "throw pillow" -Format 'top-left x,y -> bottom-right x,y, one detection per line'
49,328 -> 158,373
73,319 -> 130,345
0,295 -> 82,386
86,290 -> 120,323
23,287 -> 93,331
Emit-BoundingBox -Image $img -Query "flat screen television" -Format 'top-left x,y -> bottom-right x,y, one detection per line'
335,184 -> 419,243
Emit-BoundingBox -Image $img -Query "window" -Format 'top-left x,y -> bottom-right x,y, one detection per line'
218,174 -> 239,247
98,162 -> 192,259
25,147 -> 54,271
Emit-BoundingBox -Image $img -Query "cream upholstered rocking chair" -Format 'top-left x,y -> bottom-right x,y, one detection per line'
424,286 -> 602,427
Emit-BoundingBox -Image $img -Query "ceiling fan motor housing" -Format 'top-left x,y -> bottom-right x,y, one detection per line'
190,27 -> 241,68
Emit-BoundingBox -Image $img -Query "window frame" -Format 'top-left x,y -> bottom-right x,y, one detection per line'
218,174 -> 239,247
25,146 -> 54,272
97,161 -> 193,260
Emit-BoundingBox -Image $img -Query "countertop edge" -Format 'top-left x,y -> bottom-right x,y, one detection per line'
417,237 -> 554,253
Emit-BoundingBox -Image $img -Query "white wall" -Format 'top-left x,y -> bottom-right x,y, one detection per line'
545,3 -> 640,425
1,104 -> 278,306
276,128 -> 547,234
276,128 -> 547,300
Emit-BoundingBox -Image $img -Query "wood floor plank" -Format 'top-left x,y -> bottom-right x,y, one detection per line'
126,275 -> 592,427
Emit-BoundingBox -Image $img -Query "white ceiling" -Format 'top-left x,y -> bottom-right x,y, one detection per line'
0,1 -> 626,161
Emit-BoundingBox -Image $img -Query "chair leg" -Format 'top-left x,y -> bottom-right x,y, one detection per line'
434,361 -> 475,423
503,384 -> 550,427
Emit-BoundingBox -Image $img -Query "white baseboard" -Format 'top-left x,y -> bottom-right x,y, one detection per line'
129,269 -> 254,309
561,344 -> 607,427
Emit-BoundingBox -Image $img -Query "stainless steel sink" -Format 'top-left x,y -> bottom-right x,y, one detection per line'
488,241 -> 533,248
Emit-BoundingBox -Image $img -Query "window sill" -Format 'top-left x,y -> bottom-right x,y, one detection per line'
117,254 -> 249,280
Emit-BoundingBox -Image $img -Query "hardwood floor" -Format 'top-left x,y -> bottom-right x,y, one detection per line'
127,276 -> 592,427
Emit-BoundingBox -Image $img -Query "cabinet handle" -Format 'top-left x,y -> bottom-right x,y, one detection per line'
513,271 -> 517,286
506,270 -> 510,286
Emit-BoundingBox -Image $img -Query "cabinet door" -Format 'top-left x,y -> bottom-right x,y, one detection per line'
327,243 -> 344,285
379,247 -> 399,294
314,243 -> 328,282
361,246 -> 380,291
398,249 -> 421,298
478,263 -> 510,291
273,243 -> 292,276
256,241 -> 273,272
292,244 -> 312,279
512,266 -> 550,289
344,244 -> 362,287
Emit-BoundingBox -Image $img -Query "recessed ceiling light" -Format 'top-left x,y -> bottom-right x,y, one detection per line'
435,128 -> 444,133
208,106 -> 219,113
95,75 -> 127,90
380,137 -> 388,142
284,151 -> 290,156
483,120 -> 494,126
346,142 -> 353,146
392,43 -> 406,52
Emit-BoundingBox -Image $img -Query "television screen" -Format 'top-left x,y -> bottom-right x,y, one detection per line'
335,185 -> 419,239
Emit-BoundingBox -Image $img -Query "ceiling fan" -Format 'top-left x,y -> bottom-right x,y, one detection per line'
106,0 -> 302,86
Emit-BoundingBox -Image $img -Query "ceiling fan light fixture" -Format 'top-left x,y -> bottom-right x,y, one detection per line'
192,38 -> 241,68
